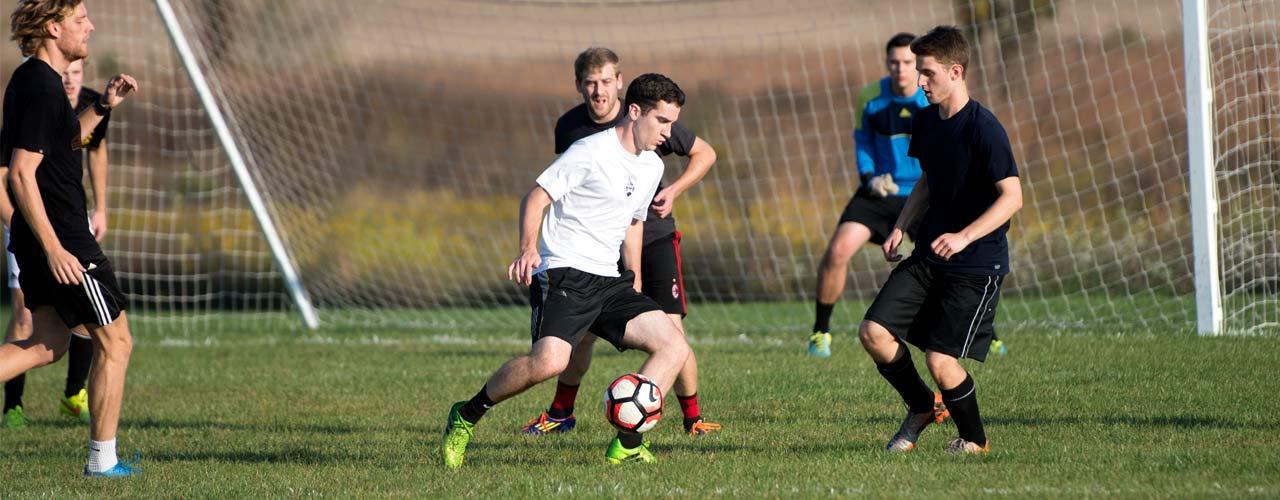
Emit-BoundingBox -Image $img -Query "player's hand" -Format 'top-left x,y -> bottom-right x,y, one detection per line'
633,276 -> 643,293
91,211 -> 108,242
931,232 -> 973,261
882,228 -> 905,262
102,74 -> 139,109
47,247 -> 85,285
650,187 -> 679,218
869,174 -> 899,198
507,248 -> 541,286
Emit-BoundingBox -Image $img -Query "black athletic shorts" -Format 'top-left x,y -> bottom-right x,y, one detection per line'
863,256 -> 1003,361
838,191 -> 913,245
529,267 -> 662,351
617,230 -> 687,316
15,251 -> 127,328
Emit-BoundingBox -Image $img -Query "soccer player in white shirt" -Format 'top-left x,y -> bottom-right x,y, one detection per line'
440,74 -> 692,467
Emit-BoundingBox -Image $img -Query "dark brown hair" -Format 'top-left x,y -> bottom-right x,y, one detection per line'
910,25 -> 970,75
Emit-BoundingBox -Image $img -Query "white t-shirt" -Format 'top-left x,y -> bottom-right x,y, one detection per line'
535,128 -> 664,277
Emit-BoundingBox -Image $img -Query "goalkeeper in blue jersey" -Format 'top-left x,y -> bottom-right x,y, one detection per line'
808,33 -> 1005,358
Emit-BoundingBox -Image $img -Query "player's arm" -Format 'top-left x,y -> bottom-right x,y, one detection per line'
931,176 -> 1022,261
882,172 -> 928,262
650,137 -> 716,218
87,139 -> 108,241
77,74 -> 138,144
508,185 -> 552,286
8,149 -> 84,285
622,218 -> 643,291
853,84 -> 878,187
0,166 -> 13,227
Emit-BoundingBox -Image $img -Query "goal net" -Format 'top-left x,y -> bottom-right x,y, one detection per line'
2,0 -> 1272,335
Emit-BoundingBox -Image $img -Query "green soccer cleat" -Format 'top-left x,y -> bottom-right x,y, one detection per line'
991,339 -> 1008,356
3,405 -> 26,430
61,388 -> 91,424
605,437 -> 655,464
807,332 -> 832,358
440,401 -> 475,469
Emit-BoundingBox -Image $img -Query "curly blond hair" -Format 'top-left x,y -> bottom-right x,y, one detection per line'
10,0 -> 81,57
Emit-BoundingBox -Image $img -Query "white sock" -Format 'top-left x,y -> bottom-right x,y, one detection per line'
87,438 -> 119,472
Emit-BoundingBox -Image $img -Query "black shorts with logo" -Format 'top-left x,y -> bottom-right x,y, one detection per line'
529,267 -> 662,351
15,250 -> 127,329
838,191 -> 913,245
618,230 -> 687,317
863,256 -> 1003,361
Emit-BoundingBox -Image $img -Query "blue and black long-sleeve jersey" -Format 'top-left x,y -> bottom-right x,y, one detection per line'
853,77 -> 929,196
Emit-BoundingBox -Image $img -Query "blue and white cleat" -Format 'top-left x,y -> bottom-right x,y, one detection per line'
991,339 -> 1008,356
807,332 -> 832,358
84,462 -> 139,478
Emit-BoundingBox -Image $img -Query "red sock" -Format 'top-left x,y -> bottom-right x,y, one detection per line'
548,382 -> 579,418
677,393 -> 700,420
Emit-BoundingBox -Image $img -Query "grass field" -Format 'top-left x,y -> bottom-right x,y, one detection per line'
2,301 -> 1279,497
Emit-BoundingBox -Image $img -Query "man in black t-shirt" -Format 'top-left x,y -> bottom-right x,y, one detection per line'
0,0 -> 139,477
520,47 -> 721,437
858,26 -> 1022,455
2,58 -> 110,429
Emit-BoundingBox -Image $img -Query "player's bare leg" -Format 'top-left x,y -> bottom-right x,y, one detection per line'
619,310 -> 690,396
444,337 -> 574,467
522,335 -> 590,434
2,288 -> 35,428
860,320 -> 946,452
811,222 -> 873,357
84,312 -> 133,443
602,310 -> 691,463
0,307 -> 70,382
666,314 -> 719,435
483,337 -> 573,404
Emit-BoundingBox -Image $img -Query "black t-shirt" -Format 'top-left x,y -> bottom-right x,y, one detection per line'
554,102 -> 696,244
0,58 -> 99,259
74,87 -> 110,151
907,99 -> 1018,275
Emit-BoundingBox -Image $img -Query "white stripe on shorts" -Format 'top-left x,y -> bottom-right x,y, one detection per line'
961,276 -> 996,358
81,272 -> 111,326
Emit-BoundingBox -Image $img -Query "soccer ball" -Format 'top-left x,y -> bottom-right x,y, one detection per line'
604,373 -> 662,433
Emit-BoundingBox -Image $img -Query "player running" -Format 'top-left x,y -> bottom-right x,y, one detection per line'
521,47 -> 720,437
0,0 -> 140,476
858,26 -> 1021,454
3,57 -> 111,429
441,74 -> 693,467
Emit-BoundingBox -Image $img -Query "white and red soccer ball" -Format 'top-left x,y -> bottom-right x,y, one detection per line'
604,373 -> 662,433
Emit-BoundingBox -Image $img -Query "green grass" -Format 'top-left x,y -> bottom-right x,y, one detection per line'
3,304 -> 1279,497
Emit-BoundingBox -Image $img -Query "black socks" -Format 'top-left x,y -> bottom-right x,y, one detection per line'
875,346 -> 935,413
2,374 -> 24,411
459,386 -> 495,424
617,431 -> 643,448
941,374 -> 986,446
813,302 -> 835,333
65,335 -> 93,397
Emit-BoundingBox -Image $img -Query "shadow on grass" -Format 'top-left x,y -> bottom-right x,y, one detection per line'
145,447 -> 360,464
986,414 -> 1280,431
124,417 -> 363,435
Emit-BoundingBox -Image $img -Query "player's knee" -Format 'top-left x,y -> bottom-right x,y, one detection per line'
95,326 -> 134,363
529,350 -> 570,381
11,309 -> 32,330
858,320 -> 889,347
662,333 -> 691,365
924,351 -> 958,375
824,241 -> 856,267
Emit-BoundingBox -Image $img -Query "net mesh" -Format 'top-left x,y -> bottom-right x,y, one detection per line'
1,0 -> 1273,334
